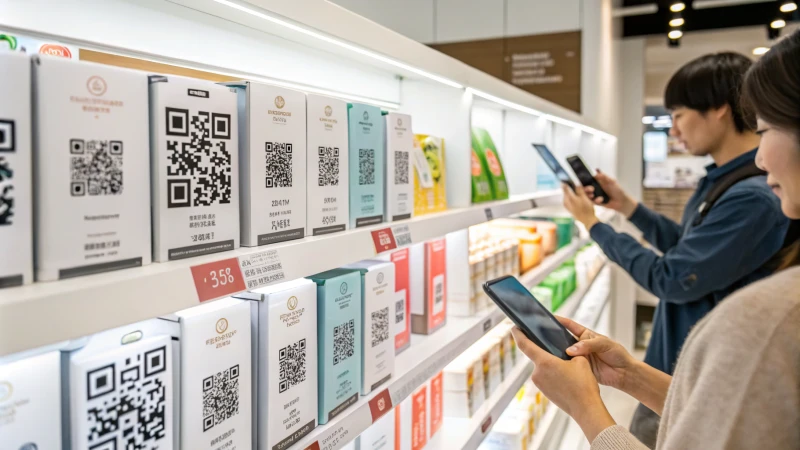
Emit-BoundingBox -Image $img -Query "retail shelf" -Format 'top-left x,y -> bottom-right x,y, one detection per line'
530,406 -> 570,450
518,239 -> 593,290
557,261 -> 609,320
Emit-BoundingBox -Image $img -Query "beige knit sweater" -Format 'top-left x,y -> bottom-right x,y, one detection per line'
591,267 -> 800,450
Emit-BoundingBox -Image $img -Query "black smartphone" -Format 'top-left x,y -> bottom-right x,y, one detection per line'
532,144 -> 576,191
483,275 -> 578,360
566,154 -> 609,204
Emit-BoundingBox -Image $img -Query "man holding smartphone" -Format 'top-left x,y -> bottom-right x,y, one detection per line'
561,53 -> 789,448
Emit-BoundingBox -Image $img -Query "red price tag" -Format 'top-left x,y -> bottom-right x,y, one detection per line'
304,443 -> 321,450
481,415 -> 493,433
368,388 -> 394,423
371,228 -> 397,253
190,257 -> 247,302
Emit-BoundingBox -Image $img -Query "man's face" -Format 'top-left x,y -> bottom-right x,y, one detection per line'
669,106 -> 727,156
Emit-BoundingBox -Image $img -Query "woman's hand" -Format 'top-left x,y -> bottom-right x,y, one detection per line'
562,183 -> 600,229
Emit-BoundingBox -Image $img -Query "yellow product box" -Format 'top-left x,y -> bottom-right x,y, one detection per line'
413,134 -> 447,215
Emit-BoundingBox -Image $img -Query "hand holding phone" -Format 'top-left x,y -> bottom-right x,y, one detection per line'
566,155 -> 609,204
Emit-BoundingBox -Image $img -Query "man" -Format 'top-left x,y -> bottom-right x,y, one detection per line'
562,52 -> 789,448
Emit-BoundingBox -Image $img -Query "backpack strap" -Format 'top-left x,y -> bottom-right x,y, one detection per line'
692,161 -> 766,227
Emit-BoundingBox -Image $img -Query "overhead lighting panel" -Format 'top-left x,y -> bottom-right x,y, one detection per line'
771,19 -> 787,29
752,47 -> 770,55
670,17 -> 686,27
780,2 -> 798,13
668,30 -> 684,39
670,2 -> 687,12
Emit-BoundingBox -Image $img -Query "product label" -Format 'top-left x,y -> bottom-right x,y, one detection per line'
239,248 -> 286,289
307,95 -> 348,236
429,372 -> 443,437
371,228 -> 397,253
411,388 -> 427,450
391,224 -> 412,247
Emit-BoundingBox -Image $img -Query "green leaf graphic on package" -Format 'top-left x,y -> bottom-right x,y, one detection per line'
472,127 -> 509,200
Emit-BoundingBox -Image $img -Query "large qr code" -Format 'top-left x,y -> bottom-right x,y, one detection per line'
371,307 -> 390,348
70,139 -> 123,197
202,364 -> 240,432
0,157 -> 12,226
265,142 -> 292,188
358,149 -> 375,185
395,299 -> 405,326
318,146 -> 340,186
394,151 -> 409,185
84,345 -> 169,450
278,338 -> 306,393
165,108 -> 232,208
333,319 -> 355,365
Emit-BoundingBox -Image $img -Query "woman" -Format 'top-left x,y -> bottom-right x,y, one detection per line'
514,29 -> 800,449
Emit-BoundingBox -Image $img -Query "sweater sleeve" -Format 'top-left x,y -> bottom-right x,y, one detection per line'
591,426 -> 650,450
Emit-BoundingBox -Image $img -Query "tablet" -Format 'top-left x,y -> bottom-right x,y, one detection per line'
532,144 -> 575,190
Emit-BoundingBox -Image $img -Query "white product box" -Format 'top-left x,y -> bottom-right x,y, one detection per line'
241,278 -> 318,450
443,352 -> 485,418
0,51 -> 32,287
356,407 -> 396,450
0,350 -> 62,449
481,414 -> 528,450
383,112 -> 414,222
150,75 -> 239,261
164,297 -> 252,450
343,260 -> 396,394
446,230 -> 473,317
33,55 -> 151,280
66,319 -> 178,450
230,81 -> 307,246
306,94 -> 349,236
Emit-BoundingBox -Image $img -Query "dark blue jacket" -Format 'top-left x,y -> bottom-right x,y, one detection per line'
590,150 -> 788,374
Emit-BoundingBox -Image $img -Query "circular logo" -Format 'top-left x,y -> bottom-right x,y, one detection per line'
39,44 -> 72,58
0,381 -> 12,402
86,76 -> 107,96
325,106 -> 333,117
275,96 -> 285,109
377,273 -> 385,284
340,282 -> 348,295
377,398 -> 386,411
485,148 -> 502,176
397,118 -> 403,127
215,318 -> 228,334
287,296 -> 298,310
363,111 -> 369,121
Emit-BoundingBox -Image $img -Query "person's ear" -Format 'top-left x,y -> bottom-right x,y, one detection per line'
712,104 -> 732,123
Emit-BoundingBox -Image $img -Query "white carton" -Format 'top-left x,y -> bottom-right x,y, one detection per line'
0,350 -> 62,449
33,55 -> 151,280
0,51 -> 32,287
306,94 -> 349,236
356,407 -> 396,450
446,229 -> 473,316
230,81 -> 306,246
150,75 -> 239,261
383,113 -> 414,222
243,278 -> 318,450
443,352 -> 485,418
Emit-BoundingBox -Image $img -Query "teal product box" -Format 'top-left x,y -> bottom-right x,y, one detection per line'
348,103 -> 385,228
308,269 -> 363,425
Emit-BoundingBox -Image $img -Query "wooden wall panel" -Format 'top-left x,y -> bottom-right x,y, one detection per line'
79,49 -> 237,82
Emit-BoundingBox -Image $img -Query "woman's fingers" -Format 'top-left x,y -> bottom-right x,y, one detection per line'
556,315 -> 587,337
567,337 -> 614,357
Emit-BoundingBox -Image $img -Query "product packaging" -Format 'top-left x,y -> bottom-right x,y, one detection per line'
482,413 -> 529,450
472,127 -> 509,200
33,55 -> 151,280
428,371 -> 444,440
398,384 -> 427,450
443,351 -> 485,418
0,51 -> 32,287
377,247 -> 412,353
413,134 -> 447,215
411,238 -> 447,334
357,408 -> 396,450
150,75 -> 239,261
384,112 -> 414,221
470,130 -> 493,204
229,81 -> 306,246
307,94 -> 349,236
446,230 -> 473,317
308,268 -> 363,424
348,103 -> 385,228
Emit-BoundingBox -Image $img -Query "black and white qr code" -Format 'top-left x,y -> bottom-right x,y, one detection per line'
371,307 -> 390,348
394,151 -> 409,185
318,146 -> 340,186
202,364 -> 240,432
278,338 -> 306,393
84,345 -> 169,450
435,281 -> 444,305
358,149 -> 375,185
395,299 -> 405,326
0,156 -> 12,226
333,319 -> 355,365
265,142 -> 292,188
69,139 -> 123,197
165,108 -> 232,208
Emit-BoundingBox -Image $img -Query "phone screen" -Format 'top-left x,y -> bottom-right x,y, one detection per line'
567,157 -> 596,185
533,144 -> 575,188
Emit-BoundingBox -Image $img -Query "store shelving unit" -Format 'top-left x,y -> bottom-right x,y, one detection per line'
518,238 -> 592,289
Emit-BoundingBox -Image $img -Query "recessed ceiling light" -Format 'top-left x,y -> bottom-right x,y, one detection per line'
780,2 -> 797,13
753,47 -> 770,56
670,2 -> 686,12
670,18 -> 685,27
771,19 -> 787,29
668,30 -> 684,39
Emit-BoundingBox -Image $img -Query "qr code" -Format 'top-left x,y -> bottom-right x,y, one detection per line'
202,364 -> 240,432
84,345 -> 169,450
435,281 -> 444,305
371,307 -> 389,348
318,146 -> 340,186
358,149 -> 375,185
70,139 -> 123,197
394,151 -> 409,185
395,299 -> 405,326
165,108 -> 232,208
0,156 -> 12,225
265,142 -> 292,188
333,319 -> 355,365
279,338 -> 306,393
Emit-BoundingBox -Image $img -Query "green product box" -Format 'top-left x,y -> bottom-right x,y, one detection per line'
531,286 -> 555,312
472,127 -> 509,200
470,130 -> 494,203
539,276 -> 563,311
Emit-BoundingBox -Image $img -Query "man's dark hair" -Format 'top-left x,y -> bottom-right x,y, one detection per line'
664,52 -> 756,133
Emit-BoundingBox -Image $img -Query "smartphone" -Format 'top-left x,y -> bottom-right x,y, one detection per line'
532,144 -> 576,191
483,275 -> 578,360
566,154 -> 609,204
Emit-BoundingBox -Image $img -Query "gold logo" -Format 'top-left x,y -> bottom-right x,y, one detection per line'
275,96 -> 285,109
216,318 -> 229,334
287,296 -> 298,310
0,381 -> 12,402
397,118 -> 403,127
325,105 -> 333,117
86,76 -> 107,96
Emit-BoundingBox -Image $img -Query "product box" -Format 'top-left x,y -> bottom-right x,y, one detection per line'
413,134 -> 447,215
33,55 -> 151,280
307,94 -> 349,236
241,279 -> 318,450
0,350 -> 62,449
411,238 -> 447,334
229,81 -> 306,246
377,248 -> 412,353
66,319 -> 178,450
356,408 -> 396,450
343,260 -> 396,394
0,51 -> 32,287
398,384 -> 427,450
150,75 -> 239,261
470,131 -> 493,204
348,103 -> 385,228
472,128 -> 509,200
446,230 -> 473,317
165,297 -> 252,450
308,268 -> 363,424
384,112 -> 414,221
443,352 -> 485,418
482,414 -> 528,450
429,371 -> 444,439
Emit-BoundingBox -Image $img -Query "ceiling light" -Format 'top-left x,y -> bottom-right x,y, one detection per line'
670,18 -> 685,27
771,19 -> 787,29
753,47 -> 770,56
642,116 -> 656,125
780,2 -> 797,13
668,30 -> 684,39
670,2 -> 686,12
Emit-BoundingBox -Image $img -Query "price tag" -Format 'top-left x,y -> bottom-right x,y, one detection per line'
481,415 -> 493,433
392,224 -> 412,247
371,228 -> 397,253
484,208 -> 494,221
530,199 -> 538,209
368,388 -> 394,422
483,318 -> 493,333
239,249 -> 286,290
191,258 -> 247,302
304,443 -> 321,450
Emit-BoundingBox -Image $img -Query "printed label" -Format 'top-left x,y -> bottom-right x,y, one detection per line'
391,224 -> 412,247
371,228 -> 397,253
191,257 -> 247,302
238,249 -> 286,290
368,388 -> 394,423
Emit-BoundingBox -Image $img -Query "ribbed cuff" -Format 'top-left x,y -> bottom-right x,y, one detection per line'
591,425 -> 647,450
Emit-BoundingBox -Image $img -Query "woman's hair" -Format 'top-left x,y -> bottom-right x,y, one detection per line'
742,29 -> 800,269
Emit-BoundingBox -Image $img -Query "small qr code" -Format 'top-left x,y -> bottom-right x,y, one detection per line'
435,281 -> 444,305
0,156 -> 12,225
165,108 -> 232,208
371,307 -> 390,348
394,151 -> 409,185
333,319 -> 355,365
395,299 -> 405,325
318,146 -> 340,186
279,338 -> 306,393
359,149 -> 375,185
69,139 -> 123,197
202,364 -> 240,432
265,142 -> 292,188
